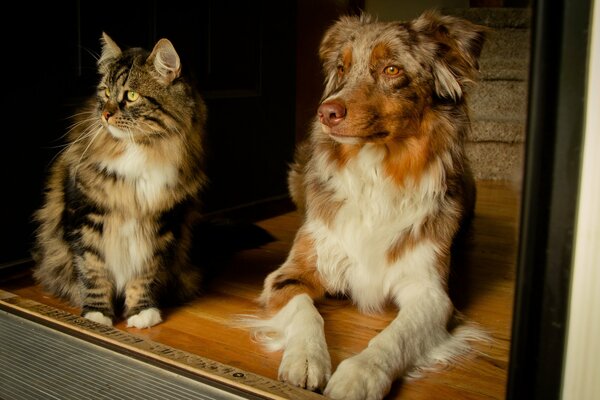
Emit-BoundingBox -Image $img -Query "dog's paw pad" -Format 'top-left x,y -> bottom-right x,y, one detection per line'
279,344 -> 331,391
126,308 -> 162,329
325,355 -> 390,400
83,311 -> 113,326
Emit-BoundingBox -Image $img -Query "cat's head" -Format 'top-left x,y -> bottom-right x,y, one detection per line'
95,33 -> 201,141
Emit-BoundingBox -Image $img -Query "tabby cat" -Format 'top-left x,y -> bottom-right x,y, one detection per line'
32,33 -> 207,329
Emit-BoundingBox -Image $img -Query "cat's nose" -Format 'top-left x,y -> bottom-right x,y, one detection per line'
102,102 -> 118,121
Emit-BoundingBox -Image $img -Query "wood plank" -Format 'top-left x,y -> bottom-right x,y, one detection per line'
0,180 -> 520,399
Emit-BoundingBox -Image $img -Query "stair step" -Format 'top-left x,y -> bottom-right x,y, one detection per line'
466,141 -> 523,180
469,119 -> 525,143
469,80 -> 528,121
480,28 -> 530,81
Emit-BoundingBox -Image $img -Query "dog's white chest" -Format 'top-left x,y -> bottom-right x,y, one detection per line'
310,147 -> 441,312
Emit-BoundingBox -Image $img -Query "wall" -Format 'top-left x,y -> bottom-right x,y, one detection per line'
561,0 -> 600,397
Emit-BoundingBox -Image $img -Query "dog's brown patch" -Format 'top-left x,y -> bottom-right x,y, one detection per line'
327,142 -> 360,168
383,135 -> 432,186
339,47 -> 353,78
386,232 -> 418,265
370,42 -> 392,66
261,229 -> 326,312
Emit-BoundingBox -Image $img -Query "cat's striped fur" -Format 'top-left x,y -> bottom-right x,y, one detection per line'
32,34 -> 207,328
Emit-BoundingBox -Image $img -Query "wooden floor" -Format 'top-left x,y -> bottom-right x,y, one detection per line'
1,180 -> 520,399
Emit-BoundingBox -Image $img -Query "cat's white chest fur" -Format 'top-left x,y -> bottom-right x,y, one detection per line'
104,218 -> 151,292
99,143 -> 178,291
100,143 -> 178,210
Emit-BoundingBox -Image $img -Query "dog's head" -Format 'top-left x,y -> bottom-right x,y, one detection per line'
316,10 -> 486,145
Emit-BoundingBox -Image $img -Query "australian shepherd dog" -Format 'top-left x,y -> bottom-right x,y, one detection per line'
246,10 -> 487,400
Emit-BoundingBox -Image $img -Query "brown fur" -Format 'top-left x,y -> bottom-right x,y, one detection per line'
260,228 -> 326,312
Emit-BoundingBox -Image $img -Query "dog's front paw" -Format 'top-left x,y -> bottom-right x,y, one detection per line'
126,308 -> 162,329
83,311 -> 113,326
279,341 -> 331,391
324,353 -> 391,400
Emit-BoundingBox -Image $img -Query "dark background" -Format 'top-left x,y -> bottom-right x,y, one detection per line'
2,1 -> 300,266
1,0 -> 365,267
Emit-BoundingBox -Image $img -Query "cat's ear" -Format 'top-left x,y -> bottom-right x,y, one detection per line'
147,39 -> 181,84
98,32 -> 122,71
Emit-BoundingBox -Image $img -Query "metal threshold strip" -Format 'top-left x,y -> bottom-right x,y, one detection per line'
0,290 -> 325,400
0,310 -> 251,400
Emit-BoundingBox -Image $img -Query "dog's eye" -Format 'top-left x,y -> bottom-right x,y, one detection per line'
337,65 -> 345,75
383,66 -> 401,76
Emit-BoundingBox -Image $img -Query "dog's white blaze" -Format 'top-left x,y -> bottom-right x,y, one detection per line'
99,142 -> 178,210
310,145 -> 444,312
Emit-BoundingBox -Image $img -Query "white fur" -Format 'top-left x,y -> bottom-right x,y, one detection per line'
103,218 -> 152,293
84,311 -> 113,326
126,307 -> 162,329
241,294 -> 331,390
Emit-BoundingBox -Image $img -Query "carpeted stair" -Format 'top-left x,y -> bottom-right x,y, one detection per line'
445,8 -> 531,181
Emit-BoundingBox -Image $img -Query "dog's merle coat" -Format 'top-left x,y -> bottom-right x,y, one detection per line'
246,10 -> 487,400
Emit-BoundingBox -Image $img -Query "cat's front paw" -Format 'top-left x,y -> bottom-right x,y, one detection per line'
279,341 -> 331,391
126,308 -> 162,328
324,353 -> 391,400
84,311 -> 113,326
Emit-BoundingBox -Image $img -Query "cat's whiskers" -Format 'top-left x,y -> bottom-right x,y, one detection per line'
70,121 -> 104,145
127,127 -> 137,145
139,120 -> 167,140
74,125 -> 103,175
170,124 -> 186,141
55,114 -> 99,142
46,121 -> 103,167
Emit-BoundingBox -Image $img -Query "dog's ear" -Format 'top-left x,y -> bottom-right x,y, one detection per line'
413,10 -> 487,101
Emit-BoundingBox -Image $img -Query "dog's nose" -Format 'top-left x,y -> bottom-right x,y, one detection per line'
318,101 -> 346,127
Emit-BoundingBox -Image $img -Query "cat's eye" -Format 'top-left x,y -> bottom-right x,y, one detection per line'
383,66 -> 401,76
126,91 -> 140,102
104,87 -> 111,97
